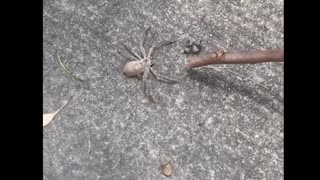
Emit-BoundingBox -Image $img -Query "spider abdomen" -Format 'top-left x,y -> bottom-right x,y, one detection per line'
123,60 -> 145,76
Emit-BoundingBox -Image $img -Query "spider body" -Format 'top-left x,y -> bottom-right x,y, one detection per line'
123,60 -> 148,77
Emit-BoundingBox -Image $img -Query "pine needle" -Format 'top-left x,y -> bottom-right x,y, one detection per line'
57,54 -> 84,82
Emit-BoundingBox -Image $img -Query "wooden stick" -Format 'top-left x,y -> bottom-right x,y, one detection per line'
186,49 -> 284,68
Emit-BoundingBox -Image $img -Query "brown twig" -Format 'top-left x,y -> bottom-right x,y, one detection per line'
186,49 -> 284,68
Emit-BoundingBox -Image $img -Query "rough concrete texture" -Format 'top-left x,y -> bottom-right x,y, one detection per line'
43,0 -> 283,179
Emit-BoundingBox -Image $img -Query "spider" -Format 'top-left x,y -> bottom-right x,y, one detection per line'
119,26 -> 178,103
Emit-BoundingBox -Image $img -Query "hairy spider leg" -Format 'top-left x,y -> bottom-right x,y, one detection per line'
147,40 -> 176,59
140,26 -> 151,59
142,67 -> 154,103
150,67 -> 178,84
118,47 -> 140,61
121,42 -> 143,60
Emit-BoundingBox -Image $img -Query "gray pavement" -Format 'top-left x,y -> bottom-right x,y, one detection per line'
43,0 -> 284,179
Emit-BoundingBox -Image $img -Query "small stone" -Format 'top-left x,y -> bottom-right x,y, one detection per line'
192,45 -> 200,53
184,48 -> 191,53
161,162 -> 173,177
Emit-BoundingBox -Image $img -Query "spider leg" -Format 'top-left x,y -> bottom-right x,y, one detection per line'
150,67 -> 178,84
147,45 -> 156,59
140,26 -> 151,59
121,42 -> 143,60
142,68 -> 154,103
147,40 -> 176,59
140,46 -> 146,59
117,48 -> 140,61
156,40 -> 176,48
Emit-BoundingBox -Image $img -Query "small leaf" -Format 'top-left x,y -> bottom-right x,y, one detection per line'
161,161 -> 173,177
43,100 -> 69,127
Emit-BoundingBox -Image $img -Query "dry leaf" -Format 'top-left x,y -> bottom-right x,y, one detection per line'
161,161 -> 173,177
43,100 -> 69,127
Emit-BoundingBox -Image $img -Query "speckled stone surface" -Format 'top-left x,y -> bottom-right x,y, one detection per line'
43,0 -> 283,179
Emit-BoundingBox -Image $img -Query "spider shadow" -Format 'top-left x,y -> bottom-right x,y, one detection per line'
185,69 -> 283,115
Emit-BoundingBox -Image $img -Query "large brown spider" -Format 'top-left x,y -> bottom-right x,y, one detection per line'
120,26 -> 177,103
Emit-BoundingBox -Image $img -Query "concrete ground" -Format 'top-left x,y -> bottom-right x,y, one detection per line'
43,0 -> 283,179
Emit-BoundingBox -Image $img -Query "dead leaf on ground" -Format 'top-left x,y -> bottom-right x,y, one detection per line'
161,161 -> 173,177
43,100 -> 69,127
